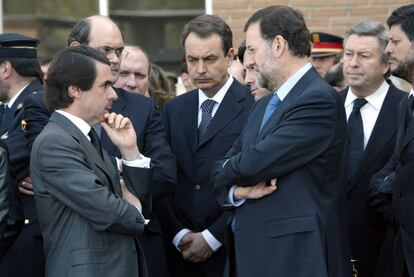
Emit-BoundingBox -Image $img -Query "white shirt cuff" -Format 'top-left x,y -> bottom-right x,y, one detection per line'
201,229 -> 222,252
172,228 -> 191,252
228,185 -> 246,207
122,154 -> 151,168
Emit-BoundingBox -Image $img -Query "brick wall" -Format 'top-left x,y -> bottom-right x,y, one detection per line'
212,0 -> 413,50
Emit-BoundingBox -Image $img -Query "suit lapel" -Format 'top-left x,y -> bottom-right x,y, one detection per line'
197,83 -> 245,148
181,90 -> 198,154
401,96 -> 414,151
257,68 -> 318,139
50,112 -> 117,192
349,85 -> 400,189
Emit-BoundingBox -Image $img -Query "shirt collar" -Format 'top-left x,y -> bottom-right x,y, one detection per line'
198,75 -> 233,108
409,88 -> 414,98
7,82 -> 31,108
345,80 -> 389,110
276,63 -> 312,101
56,110 -> 92,140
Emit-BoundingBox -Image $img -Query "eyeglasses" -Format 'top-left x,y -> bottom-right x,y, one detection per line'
96,46 -> 124,58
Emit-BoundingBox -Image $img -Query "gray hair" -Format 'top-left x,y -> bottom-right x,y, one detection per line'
344,21 -> 389,63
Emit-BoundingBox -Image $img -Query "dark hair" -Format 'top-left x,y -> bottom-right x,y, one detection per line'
237,40 -> 246,64
67,18 -> 91,46
325,63 -> 345,89
45,46 -> 110,110
0,57 -> 42,83
181,14 -> 233,56
244,5 -> 311,58
148,63 -> 173,110
387,4 -> 414,42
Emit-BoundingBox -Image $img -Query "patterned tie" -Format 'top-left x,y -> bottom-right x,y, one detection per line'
347,97 -> 368,179
260,92 -> 281,130
199,99 -> 216,138
0,105 -> 11,130
89,128 -> 103,158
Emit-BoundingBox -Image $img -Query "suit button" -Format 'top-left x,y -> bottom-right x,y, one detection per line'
195,185 -> 201,191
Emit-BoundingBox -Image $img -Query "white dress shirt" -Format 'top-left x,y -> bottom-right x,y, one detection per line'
197,75 -> 234,126
344,81 -> 389,149
172,75 -> 235,253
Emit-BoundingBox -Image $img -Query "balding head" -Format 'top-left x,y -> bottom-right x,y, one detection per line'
114,45 -> 150,95
68,15 -> 124,78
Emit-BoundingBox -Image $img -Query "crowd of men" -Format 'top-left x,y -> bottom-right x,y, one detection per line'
0,3 -> 414,277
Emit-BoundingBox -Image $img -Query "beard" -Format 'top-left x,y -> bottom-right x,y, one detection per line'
391,55 -> 414,85
258,70 -> 273,91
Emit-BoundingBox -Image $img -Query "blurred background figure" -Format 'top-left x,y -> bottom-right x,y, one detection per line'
228,44 -> 245,84
311,32 -> 343,77
37,55 -> 52,81
325,62 -> 347,91
176,56 -> 196,96
237,40 -> 271,101
115,45 -> 150,97
149,63 -> 174,110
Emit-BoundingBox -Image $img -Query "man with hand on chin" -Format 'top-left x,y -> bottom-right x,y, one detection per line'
30,46 -> 151,277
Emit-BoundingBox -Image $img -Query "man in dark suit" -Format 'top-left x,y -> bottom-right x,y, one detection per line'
8,15 -> 176,277
211,6 -> 349,277
339,21 -> 405,277
0,33 -> 45,276
369,4 -> 414,277
161,15 -> 253,277
31,45 -> 151,276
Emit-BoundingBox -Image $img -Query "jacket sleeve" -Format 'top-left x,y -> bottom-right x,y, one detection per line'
32,133 -> 145,236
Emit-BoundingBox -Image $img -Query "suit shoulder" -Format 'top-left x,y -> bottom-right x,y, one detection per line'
388,82 -> 407,99
164,89 -> 197,108
115,87 -> 152,105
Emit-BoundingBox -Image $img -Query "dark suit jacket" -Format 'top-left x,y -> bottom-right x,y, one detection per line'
31,112 -> 150,276
212,68 -> 349,277
11,87 -> 175,277
339,83 -> 405,277
0,144 -> 23,261
161,79 -> 253,276
369,91 -> 414,277
1,80 -> 43,182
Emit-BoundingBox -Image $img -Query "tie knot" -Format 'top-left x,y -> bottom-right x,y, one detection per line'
201,99 -> 216,113
269,93 -> 281,107
353,98 -> 367,111
88,128 -> 100,144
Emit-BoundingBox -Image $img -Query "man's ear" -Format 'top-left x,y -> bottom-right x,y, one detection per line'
272,35 -> 287,58
68,85 -> 82,99
0,61 -> 12,79
226,48 -> 235,67
69,41 -> 81,47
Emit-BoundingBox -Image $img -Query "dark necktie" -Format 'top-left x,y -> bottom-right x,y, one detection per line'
89,128 -> 103,159
0,105 -> 11,130
406,94 -> 414,129
347,97 -> 368,179
260,92 -> 281,130
199,99 -> 216,138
